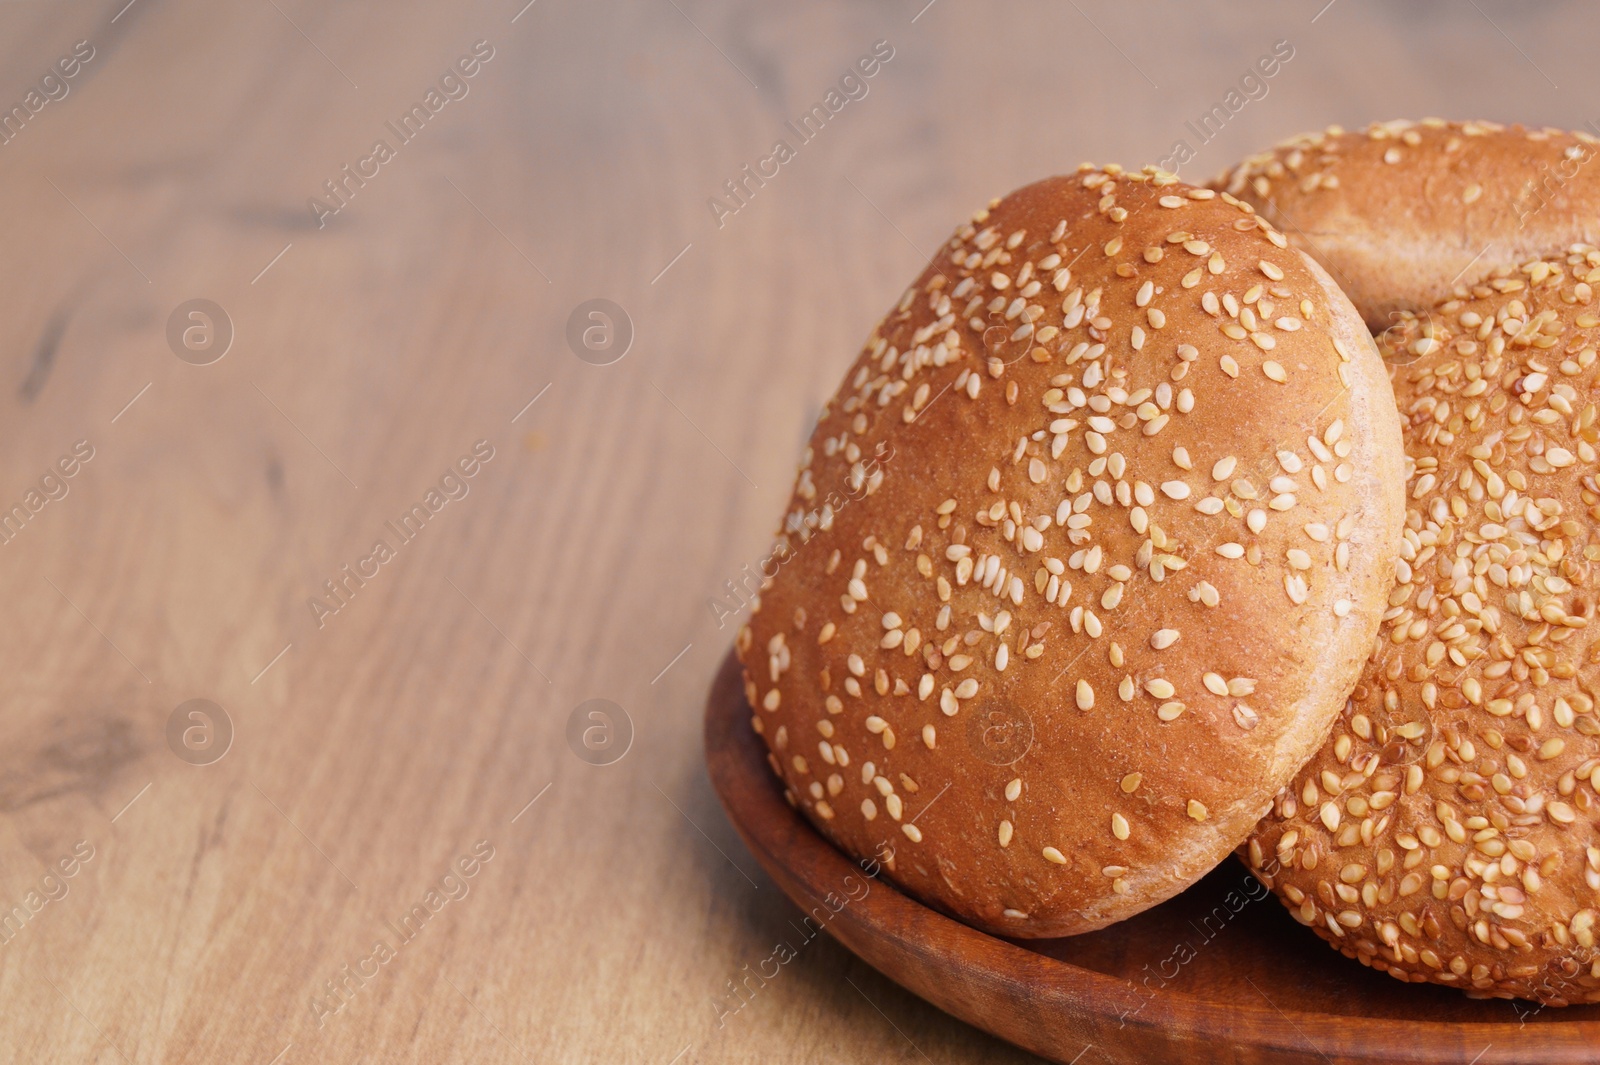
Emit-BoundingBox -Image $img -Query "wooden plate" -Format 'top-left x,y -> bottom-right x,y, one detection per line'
704,650 -> 1600,1065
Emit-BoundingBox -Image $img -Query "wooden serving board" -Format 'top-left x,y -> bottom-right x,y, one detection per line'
703,650 -> 1600,1064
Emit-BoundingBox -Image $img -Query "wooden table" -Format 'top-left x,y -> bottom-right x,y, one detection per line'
1,1 -> 1595,1061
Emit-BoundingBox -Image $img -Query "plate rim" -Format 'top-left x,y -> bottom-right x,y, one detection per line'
703,647 -> 1600,1065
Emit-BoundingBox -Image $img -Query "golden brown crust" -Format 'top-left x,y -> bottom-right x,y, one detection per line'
737,167 -> 1405,937
1244,249 -> 1600,1004
1217,119 -> 1600,330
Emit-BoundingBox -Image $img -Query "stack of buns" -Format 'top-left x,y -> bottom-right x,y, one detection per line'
736,119 -> 1600,1006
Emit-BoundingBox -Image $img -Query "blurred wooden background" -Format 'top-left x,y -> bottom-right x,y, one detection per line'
0,1 -> 1596,1061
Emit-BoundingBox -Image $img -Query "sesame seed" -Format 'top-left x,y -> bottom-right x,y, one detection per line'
1111,813 -> 1130,840
1187,800 -> 1208,821
1005,778 -> 1022,801
1076,679 -> 1095,710
1150,628 -> 1179,649
1043,846 -> 1068,864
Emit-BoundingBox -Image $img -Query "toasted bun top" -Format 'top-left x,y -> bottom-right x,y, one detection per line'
737,166 -> 1405,937
1245,247 -> 1600,1004
1218,119 -> 1600,330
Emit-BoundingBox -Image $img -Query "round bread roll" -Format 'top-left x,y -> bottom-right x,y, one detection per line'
1219,119 -> 1600,330
1244,248 -> 1600,1004
736,165 -> 1406,936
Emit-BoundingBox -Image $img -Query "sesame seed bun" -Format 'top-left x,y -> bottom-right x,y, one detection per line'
736,166 -> 1406,937
1217,119 -> 1600,331
1245,249 -> 1600,1004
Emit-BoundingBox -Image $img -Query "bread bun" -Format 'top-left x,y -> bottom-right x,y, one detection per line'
1218,119 -> 1600,330
1244,248 -> 1600,1004
737,166 -> 1406,936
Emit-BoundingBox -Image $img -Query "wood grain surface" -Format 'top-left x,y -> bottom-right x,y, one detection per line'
1,2 -> 1598,1062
